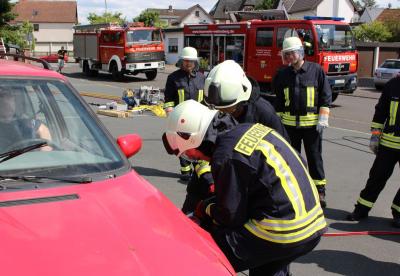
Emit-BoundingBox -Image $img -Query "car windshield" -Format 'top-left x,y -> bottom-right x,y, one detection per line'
126,29 -> 162,44
315,24 -> 355,51
380,60 -> 400,69
0,78 -> 126,176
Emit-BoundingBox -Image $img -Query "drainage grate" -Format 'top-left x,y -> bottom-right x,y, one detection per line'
0,194 -> 79,207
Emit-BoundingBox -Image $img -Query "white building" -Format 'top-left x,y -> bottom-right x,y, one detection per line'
12,0 -> 77,55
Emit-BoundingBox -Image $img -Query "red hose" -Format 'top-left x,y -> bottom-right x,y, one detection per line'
323,231 -> 400,237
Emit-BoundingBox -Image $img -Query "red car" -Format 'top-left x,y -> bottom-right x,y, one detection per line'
39,53 -> 68,63
0,56 -> 235,276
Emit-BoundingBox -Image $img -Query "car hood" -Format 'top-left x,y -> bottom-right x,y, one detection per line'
0,171 -> 234,276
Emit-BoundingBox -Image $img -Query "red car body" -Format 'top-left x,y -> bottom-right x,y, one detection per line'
39,53 -> 68,63
0,59 -> 235,276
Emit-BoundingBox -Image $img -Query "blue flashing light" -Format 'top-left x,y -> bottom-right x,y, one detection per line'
304,16 -> 345,21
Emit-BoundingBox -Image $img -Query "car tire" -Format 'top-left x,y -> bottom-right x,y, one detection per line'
145,70 -> 157,81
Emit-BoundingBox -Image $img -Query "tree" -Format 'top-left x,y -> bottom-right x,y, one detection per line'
255,0 -> 278,10
384,20 -> 400,42
353,21 -> 392,42
355,0 -> 377,9
0,0 -> 16,27
134,10 -> 166,27
87,11 -> 126,25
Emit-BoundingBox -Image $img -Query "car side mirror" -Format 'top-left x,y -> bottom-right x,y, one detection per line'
117,134 -> 142,158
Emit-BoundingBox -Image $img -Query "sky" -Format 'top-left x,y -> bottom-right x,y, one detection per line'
10,0 -> 400,24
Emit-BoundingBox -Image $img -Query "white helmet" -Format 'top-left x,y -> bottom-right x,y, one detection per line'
204,60 -> 252,109
180,46 -> 198,61
282,36 -> 303,53
162,100 -> 218,157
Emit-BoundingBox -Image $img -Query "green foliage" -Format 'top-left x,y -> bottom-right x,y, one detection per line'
353,21 -> 392,42
0,0 -> 16,27
0,20 -> 35,50
134,10 -> 166,27
255,0 -> 277,10
87,12 -> 126,25
384,20 -> 400,42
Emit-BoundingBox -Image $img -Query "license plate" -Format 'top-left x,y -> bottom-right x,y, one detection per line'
382,73 -> 393,79
335,79 -> 345,84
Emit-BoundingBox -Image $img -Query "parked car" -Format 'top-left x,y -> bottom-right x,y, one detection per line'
0,56 -> 235,276
39,53 -> 68,63
374,59 -> 400,89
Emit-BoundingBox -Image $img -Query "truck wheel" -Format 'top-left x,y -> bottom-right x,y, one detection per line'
145,70 -> 157,81
332,93 -> 338,103
111,63 -> 123,81
83,61 -> 89,75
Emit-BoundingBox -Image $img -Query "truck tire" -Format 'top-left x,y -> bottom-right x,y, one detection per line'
332,93 -> 338,103
83,61 -> 89,75
145,70 -> 157,81
111,63 -> 123,81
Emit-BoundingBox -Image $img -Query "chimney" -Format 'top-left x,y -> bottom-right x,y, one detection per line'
169,5 -> 172,12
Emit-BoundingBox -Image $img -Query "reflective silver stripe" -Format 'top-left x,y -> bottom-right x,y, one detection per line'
389,101 -> 399,126
284,88 -> 290,107
245,216 -> 326,243
254,205 -> 323,230
257,140 -> 305,217
198,89 -> 204,102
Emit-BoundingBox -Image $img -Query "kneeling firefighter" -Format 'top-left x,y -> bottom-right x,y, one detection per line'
163,100 -> 327,276
182,60 -> 289,214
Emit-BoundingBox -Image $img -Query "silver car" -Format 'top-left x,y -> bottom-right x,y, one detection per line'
374,59 -> 400,89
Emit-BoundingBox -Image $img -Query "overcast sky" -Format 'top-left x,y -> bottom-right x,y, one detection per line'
10,0 -> 400,24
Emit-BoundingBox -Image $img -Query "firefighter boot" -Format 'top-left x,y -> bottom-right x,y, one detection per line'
347,204 -> 370,221
317,187 -> 326,208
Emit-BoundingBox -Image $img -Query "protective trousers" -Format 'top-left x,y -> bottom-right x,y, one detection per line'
286,127 -> 326,192
209,225 -> 321,276
358,146 -> 400,218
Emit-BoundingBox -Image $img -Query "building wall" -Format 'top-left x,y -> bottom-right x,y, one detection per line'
316,0 -> 355,22
179,9 -> 213,27
32,22 -> 74,54
164,31 -> 184,64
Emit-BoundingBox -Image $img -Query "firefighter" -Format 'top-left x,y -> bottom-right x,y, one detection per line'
162,100 -> 326,276
348,76 -> 400,228
163,46 -> 205,180
273,36 -> 332,208
181,60 -> 290,213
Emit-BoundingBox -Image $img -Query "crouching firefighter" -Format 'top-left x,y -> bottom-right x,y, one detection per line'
163,46 -> 206,180
273,36 -> 332,208
348,75 -> 400,228
162,100 -> 327,276
181,60 -> 290,214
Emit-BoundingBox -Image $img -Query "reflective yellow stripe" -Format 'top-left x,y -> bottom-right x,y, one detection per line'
284,88 -> 290,107
380,133 -> 400,149
244,215 -> 326,244
206,203 -> 214,216
252,204 -> 323,231
270,132 -> 320,204
178,89 -> 185,103
314,179 -> 327,186
389,101 -> 399,126
371,122 -> 384,129
195,160 -> 211,177
380,139 -> 400,149
307,86 -> 315,114
163,102 -> 175,108
234,124 -> 272,156
198,89 -> 204,102
281,114 -> 319,127
181,165 -> 191,172
392,203 -> 400,213
256,140 -> 307,217
381,133 -> 400,142
357,197 -> 374,208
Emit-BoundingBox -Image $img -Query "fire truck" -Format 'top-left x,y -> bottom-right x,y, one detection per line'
73,23 -> 165,81
184,16 -> 358,102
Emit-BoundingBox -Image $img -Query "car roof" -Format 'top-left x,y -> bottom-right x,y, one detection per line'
0,59 -> 67,80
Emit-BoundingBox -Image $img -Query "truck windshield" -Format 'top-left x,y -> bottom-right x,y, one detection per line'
315,24 -> 355,51
126,30 -> 161,44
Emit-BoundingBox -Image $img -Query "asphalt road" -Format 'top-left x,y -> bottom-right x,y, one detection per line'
62,63 -> 400,276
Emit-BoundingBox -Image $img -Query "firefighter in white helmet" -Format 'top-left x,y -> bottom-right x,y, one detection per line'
162,99 -> 326,276
163,46 -> 206,181
273,36 -> 332,208
181,60 -> 289,214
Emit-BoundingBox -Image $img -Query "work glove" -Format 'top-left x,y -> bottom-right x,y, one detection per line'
369,129 -> 381,154
316,107 -> 330,134
194,196 -> 216,219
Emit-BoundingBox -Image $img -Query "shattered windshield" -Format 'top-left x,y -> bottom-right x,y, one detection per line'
315,24 -> 356,51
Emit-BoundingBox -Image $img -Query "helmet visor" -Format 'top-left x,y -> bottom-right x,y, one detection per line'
204,82 -> 239,107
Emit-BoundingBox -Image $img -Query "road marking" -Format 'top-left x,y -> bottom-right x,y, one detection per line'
331,116 -> 370,125
330,126 -> 369,135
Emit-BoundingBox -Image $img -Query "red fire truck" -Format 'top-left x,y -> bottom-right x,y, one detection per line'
73,23 -> 165,81
184,16 -> 358,102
